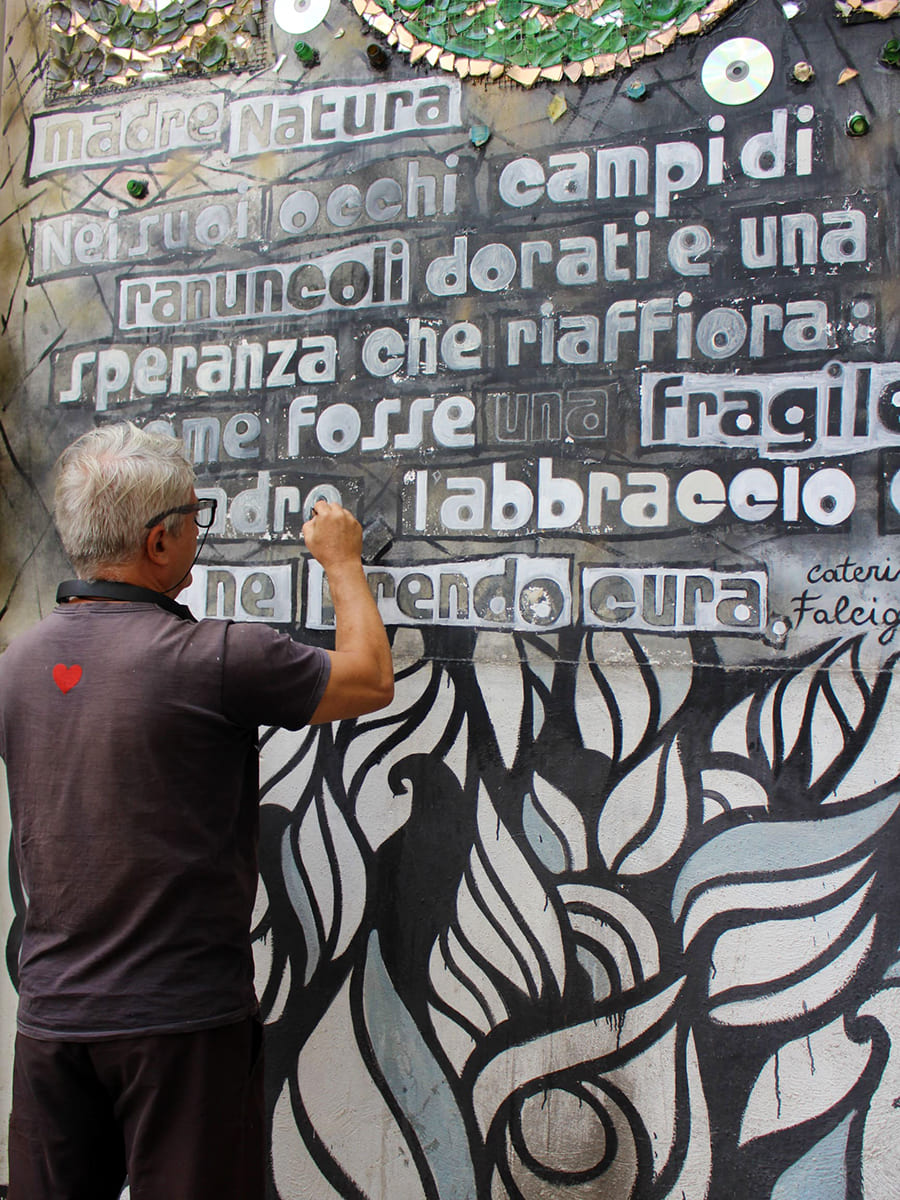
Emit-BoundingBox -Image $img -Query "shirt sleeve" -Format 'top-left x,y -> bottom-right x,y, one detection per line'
220,622 -> 331,730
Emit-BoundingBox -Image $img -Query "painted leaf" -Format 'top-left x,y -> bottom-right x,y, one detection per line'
429,928 -> 505,1035
827,668 -> 900,804
711,918 -> 877,1027
769,1113 -> 853,1200
710,694 -> 754,758
739,1016 -> 873,1145
471,782 -> 566,995
630,633 -> 695,728
343,659 -> 463,850
858,987 -> 900,1199
700,767 -> 769,818
619,737 -> 688,875
578,634 -> 666,763
272,1080 -> 346,1199
430,784 -> 566,1044
662,1032 -> 712,1200
471,978 -> 684,1139
559,883 -> 661,996
259,724 -> 318,808
754,641 -> 876,786
672,792 -> 900,926
474,632 -> 524,769
281,781 -> 367,984
709,874 -> 875,998
598,743 -> 665,869
362,934 -> 477,1200
598,736 -> 688,875
523,772 -> 588,873
574,653 -> 616,758
681,856 -> 873,951
294,969 -> 431,1199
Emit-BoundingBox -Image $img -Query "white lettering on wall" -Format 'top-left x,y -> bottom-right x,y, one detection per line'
642,362 -> 900,458
307,556 -> 572,631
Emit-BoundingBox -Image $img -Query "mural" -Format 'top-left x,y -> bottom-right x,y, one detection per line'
255,628 -> 900,1198
3,0 -> 900,1196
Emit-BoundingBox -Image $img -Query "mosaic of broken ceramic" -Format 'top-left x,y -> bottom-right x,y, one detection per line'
352,0 -> 740,86
46,0 -> 267,98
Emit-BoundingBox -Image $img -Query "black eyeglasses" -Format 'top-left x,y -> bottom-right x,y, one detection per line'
144,498 -> 218,530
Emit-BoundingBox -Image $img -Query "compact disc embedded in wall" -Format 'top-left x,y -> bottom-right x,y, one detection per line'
701,37 -> 775,105
273,0 -> 330,35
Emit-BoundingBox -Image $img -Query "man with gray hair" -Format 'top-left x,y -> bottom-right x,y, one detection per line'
0,422 -> 394,1199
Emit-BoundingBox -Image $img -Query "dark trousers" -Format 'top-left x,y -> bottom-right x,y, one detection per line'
8,1017 -> 265,1200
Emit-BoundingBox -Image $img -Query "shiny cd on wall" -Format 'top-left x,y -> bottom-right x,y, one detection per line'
701,38 -> 774,105
273,0 -> 330,34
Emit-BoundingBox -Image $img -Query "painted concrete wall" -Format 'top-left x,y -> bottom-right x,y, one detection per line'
3,0 -> 900,1196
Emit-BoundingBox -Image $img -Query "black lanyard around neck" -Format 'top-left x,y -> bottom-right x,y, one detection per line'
56,580 -> 197,623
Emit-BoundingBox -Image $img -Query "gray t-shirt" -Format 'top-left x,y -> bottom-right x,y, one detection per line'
0,601 -> 330,1040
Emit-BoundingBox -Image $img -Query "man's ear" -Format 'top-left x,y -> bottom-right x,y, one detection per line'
144,524 -> 169,565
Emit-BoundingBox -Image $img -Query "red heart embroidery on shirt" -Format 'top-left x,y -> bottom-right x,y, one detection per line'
53,663 -> 82,694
